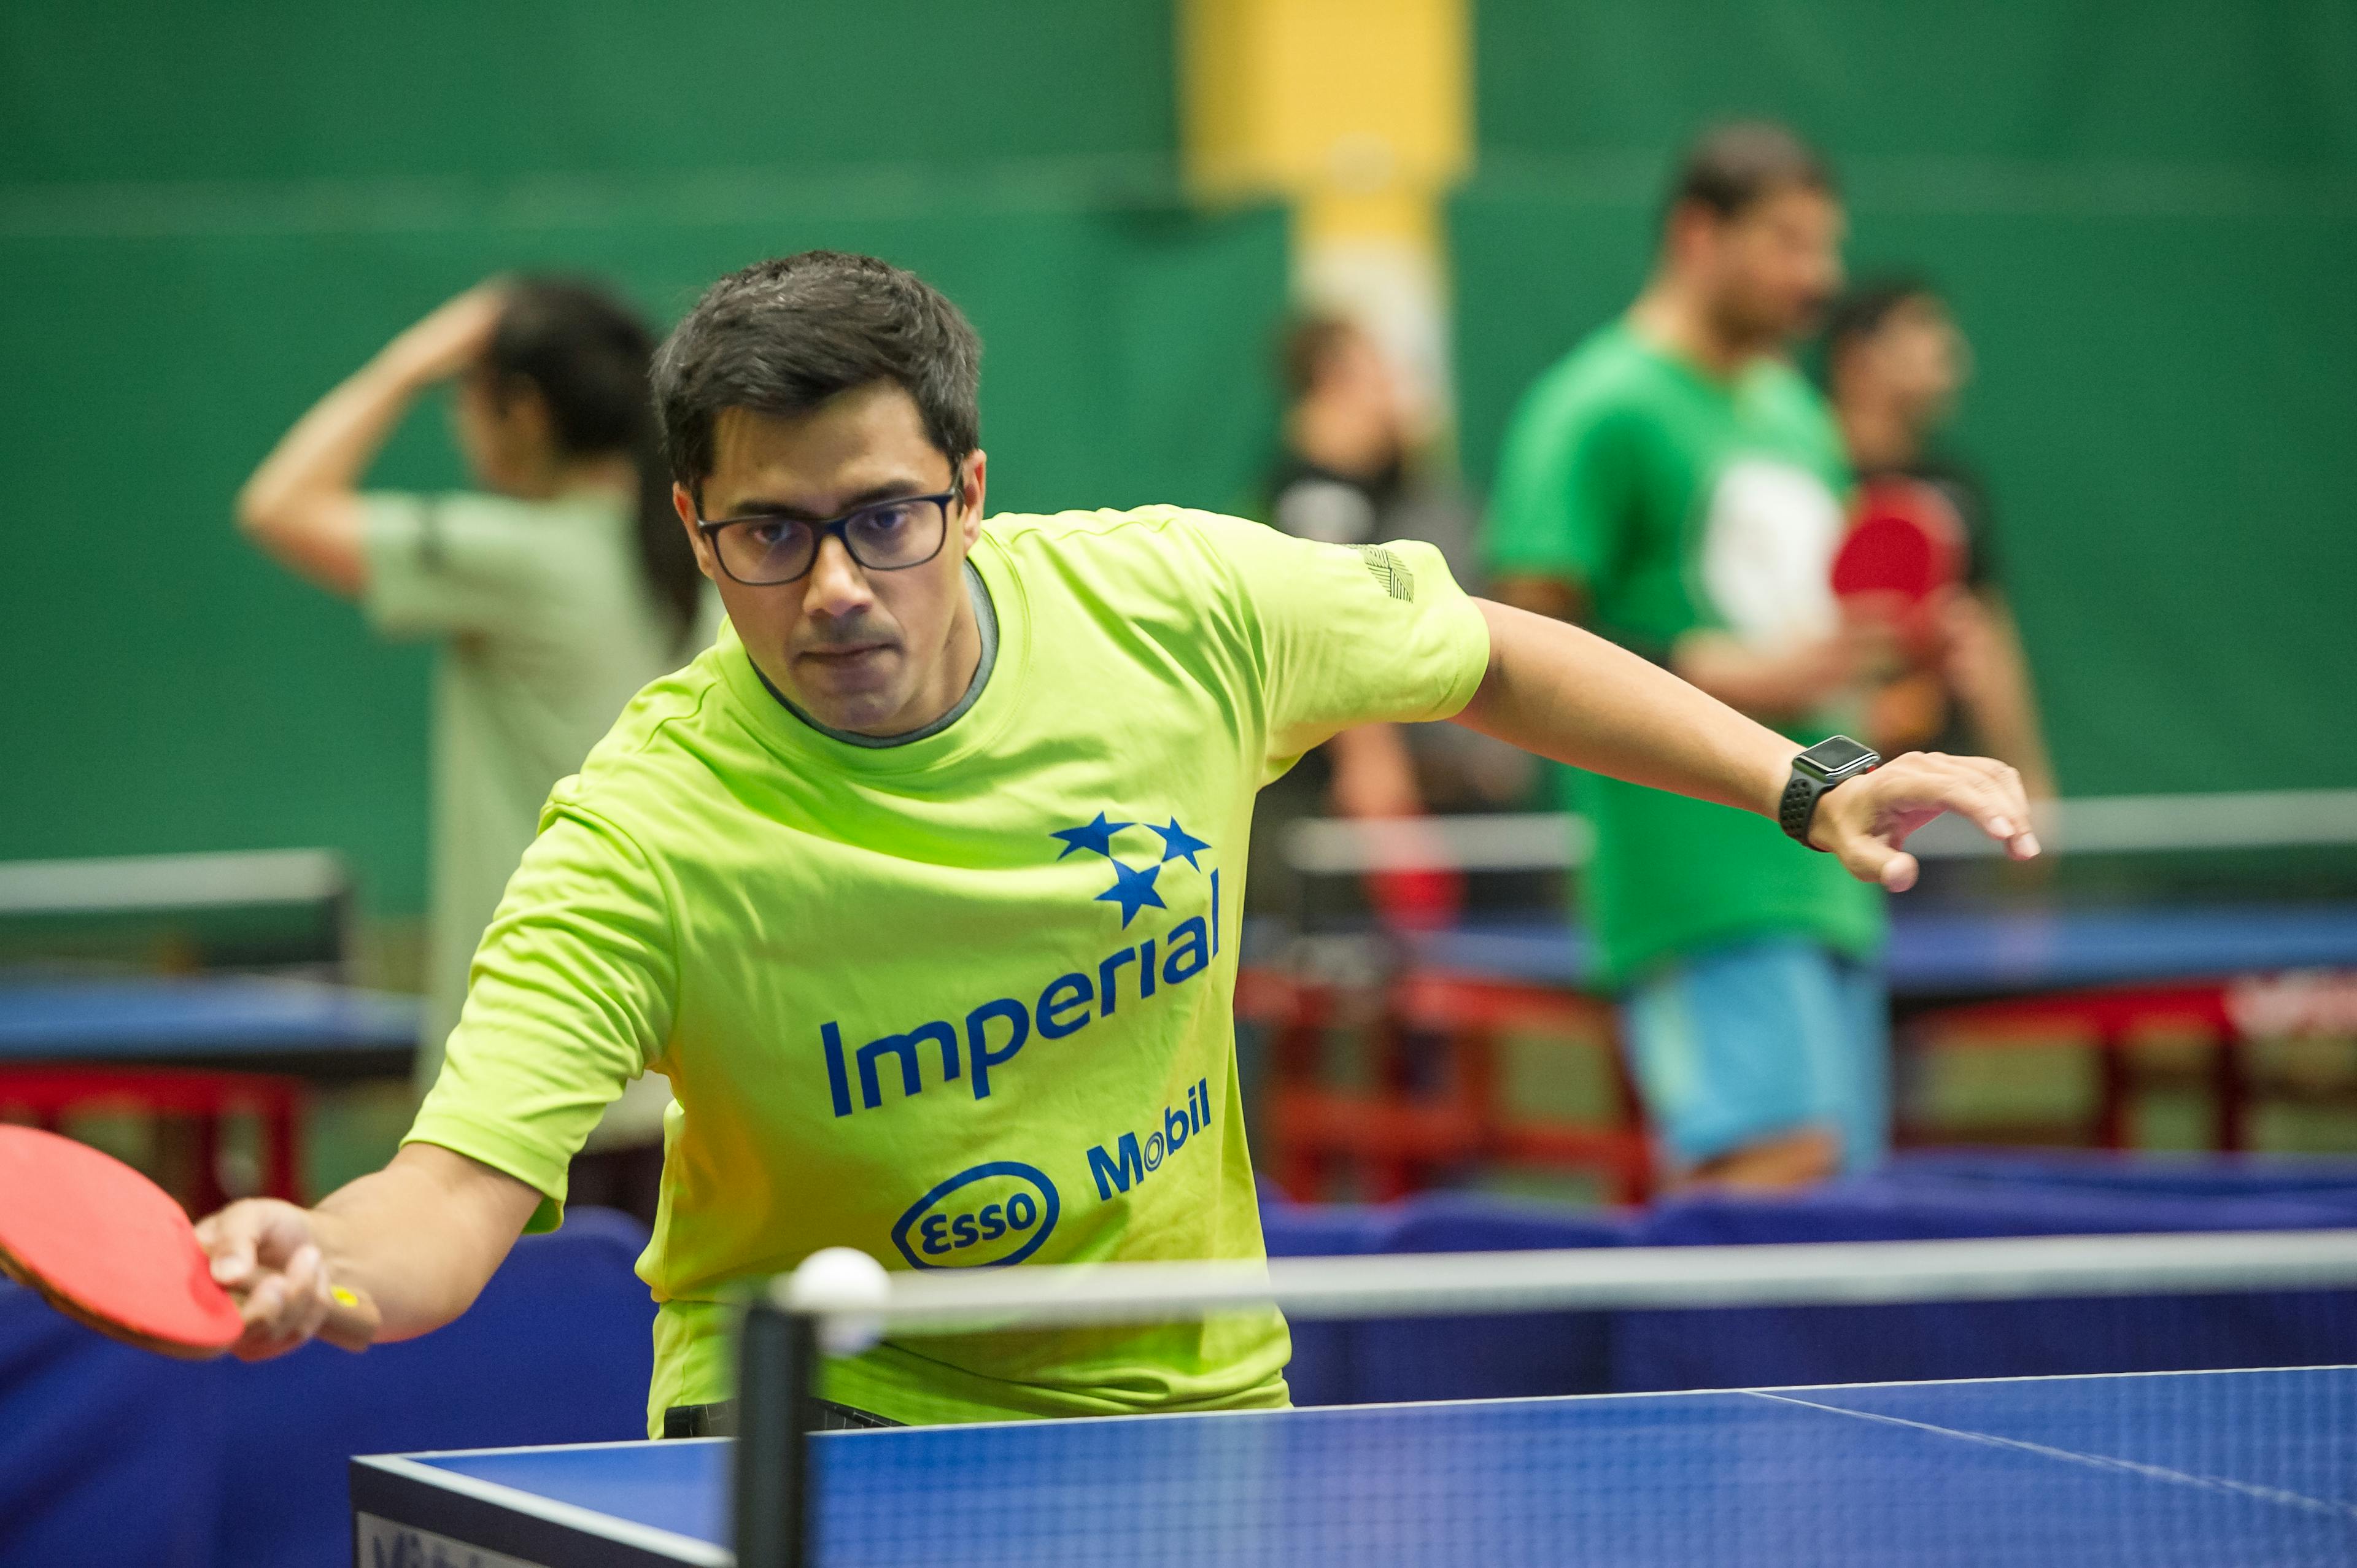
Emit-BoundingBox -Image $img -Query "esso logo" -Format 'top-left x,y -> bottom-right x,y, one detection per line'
891,1161 -> 1061,1270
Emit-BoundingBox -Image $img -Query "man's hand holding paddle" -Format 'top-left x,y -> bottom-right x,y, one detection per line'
0,1126 -> 377,1362
196,1198 -> 362,1359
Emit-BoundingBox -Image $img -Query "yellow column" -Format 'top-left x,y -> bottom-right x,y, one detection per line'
1180,0 -> 1473,425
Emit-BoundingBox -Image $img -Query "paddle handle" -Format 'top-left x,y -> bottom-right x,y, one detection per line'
318,1282 -> 382,1354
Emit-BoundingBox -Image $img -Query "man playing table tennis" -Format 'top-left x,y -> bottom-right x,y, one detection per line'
199,250 -> 2036,1435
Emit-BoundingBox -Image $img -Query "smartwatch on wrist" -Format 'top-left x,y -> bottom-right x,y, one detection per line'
1779,735 -> 1882,849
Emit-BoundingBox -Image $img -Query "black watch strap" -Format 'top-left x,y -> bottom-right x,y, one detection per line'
1779,736 -> 1883,849
1779,769 -> 1830,848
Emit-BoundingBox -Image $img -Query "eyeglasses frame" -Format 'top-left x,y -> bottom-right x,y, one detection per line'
693,471 -> 965,587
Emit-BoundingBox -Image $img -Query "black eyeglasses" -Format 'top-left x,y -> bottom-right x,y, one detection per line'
695,481 -> 959,587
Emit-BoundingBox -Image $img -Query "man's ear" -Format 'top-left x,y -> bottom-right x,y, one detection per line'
958,449 -> 988,548
1662,200 -> 1718,280
673,482 -> 716,581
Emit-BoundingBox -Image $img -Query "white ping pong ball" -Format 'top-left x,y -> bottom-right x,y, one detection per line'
786,1246 -> 892,1356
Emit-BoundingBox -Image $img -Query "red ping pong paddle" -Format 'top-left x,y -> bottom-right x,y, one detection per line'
0,1124 -> 377,1358
1832,476 -> 1967,660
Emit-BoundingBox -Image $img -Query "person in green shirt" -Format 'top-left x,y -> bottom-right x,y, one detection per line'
1487,122 -> 1921,1189
203,249 -> 2036,1434
238,278 -> 708,1198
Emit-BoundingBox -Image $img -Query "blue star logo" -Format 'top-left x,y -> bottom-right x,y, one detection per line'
1056,808 -> 1212,924
1050,812 -> 1132,861
1095,859 -> 1167,927
1148,817 -> 1210,870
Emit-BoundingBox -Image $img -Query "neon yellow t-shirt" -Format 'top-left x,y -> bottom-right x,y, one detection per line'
406,506 -> 1491,1434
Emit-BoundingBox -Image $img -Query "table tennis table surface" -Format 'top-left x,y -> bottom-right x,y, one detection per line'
354,1363 -> 2357,1567
0,971 -> 419,1076
6,905 -> 2350,1070
1404,902 -> 2357,999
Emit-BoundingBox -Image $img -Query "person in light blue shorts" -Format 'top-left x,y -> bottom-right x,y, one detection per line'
1620,937 -> 1890,1176
1484,122 -> 1897,1187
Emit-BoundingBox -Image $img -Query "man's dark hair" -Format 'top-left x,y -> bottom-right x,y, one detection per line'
1662,120 -> 1836,231
1822,274 -> 1940,369
651,251 -> 981,500
1277,312 -> 1360,403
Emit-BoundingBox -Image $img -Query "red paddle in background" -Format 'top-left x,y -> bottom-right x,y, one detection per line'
0,1124 -> 376,1358
1832,475 -> 1967,662
1368,859 -> 1465,933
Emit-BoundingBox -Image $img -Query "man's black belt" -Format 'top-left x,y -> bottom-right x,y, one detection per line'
661,1398 -> 902,1439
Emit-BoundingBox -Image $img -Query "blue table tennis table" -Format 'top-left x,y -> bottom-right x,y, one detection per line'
353,1363 -> 2357,1566
0,973 -> 420,1076
1255,903 -> 2357,1199
0,973 -> 420,1203
1403,902 -> 2357,1000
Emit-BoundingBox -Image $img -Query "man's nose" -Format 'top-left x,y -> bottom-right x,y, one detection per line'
802,534 -> 874,617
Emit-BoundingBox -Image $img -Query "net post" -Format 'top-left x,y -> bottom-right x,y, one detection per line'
733,1288 -> 819,1568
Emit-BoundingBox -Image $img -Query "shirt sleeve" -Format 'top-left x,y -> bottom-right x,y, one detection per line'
1188,511 -> 1492,779
360,491 -> 551,638
403,801 -> 678,1230
1482,396 -> 1639,589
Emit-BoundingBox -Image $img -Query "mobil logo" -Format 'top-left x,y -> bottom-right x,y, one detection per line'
891,1161 -> 1061,1270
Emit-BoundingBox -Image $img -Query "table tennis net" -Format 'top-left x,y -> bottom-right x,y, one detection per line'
737,1230 -> 2357,1568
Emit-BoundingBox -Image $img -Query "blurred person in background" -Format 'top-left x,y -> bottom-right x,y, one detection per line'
1252,314 -> 1526,932
236,278 -> 707,1218
1822,277 -> 2054,799
1485,123 -> 1888,1189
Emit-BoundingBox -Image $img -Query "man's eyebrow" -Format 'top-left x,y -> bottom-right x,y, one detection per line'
710,477 -> 945,523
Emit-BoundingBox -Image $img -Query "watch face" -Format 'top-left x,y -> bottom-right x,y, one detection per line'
1806,735 -> 1879,776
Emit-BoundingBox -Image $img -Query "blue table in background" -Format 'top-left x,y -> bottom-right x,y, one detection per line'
1404,902 -> 2357,1000
354,1363 -> 2357,1566
1252,903 -> 2357,1199
0,974 -> 420,1203
0,973 -> 419,1074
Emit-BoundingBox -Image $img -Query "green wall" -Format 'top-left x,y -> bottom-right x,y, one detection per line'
9,1 -> 2351,919
0,5 -> 1291,914
1455,1 -> 2357,796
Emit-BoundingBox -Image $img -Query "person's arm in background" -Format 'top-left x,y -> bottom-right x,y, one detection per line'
1943,589 -> 2057,800
1485,396 -> 1873,725
1480,382 -> 1617,628
1496,577 -> 1881,727
1489,572 -> 1585,624
1670,623 -> 1887,724
1325,721 -> 1423,819
1456,599 -> 2039,892
236,285 -> 506,597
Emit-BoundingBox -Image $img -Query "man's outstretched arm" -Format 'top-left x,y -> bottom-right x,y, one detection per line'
195,1142 -> 541,1360
1452,598 -> 2040,891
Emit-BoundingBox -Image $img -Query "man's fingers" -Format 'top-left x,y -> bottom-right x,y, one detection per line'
1831,825 -> 1917,892
1959,755 -> 2035,838
1845,838 -> 1917,892
1897,755 -> 2040,858
201,1200 -> 304,1286
203,1200 -> 334,1356
1832,754 -> 2040,884
203,1219 -> 258,1289
240,1273 -> 285,1330
279,1244 -> 322,1310
231,1245 -> 331,1353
